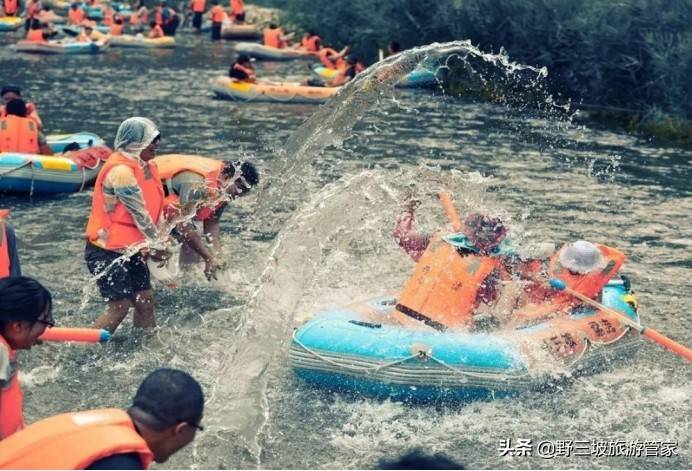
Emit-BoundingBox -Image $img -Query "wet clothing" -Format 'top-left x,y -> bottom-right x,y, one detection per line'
0,220 -> 21,278
87,453 -> 143,470
164,171 -> 227,219
85,242 -> 152,301
192,11 -> 202,29
228,62 -> 254,81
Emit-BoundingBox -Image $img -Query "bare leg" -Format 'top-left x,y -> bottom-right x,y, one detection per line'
132,289 -> 156,328
93,299 -> 132,333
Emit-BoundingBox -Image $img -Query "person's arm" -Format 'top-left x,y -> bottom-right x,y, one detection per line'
103,165 -> 162,243
393,201 -> 431,262
38,132 -> 53,156
5,223 -> 21,276
86,453 -> 143,470
203,215 -> 222,257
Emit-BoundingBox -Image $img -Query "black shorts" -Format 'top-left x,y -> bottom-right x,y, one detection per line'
85,242 -> 151,301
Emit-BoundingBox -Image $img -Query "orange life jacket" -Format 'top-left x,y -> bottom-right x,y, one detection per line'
0,334 -> 24,440
0,408 -> 154,468
229,0 -> 243,15
191,0 -> 205,13
0,103 -> 41,131
210,5 -> 224,23
513,244 -> 626,323
0,115 -> 40,154
154,155 -> 223,221
4,0 -> 18,15
25,27 -> 45,42
154,6 -> 164,25
305,35 -> 320,52
318,47 -> 342,69
0,209 -> 11,279
263,27 -> 284,48
110,22 -> 124,35
130,7 -> 148,25
148,23 -> 164,38
68,7 -> 85,24
25,1 -> 40,18
102,7 -> 114,25
395,236 -> 503,330
231,62 -> 254,80
85,152 -> 164,251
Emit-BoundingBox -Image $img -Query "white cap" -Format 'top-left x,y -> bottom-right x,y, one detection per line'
558,240 -> 606,274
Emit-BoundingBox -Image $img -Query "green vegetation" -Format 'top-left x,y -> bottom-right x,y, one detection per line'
273,0 -> 691,144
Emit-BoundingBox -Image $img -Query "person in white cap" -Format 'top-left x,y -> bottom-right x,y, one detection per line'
511,239 -> 626,325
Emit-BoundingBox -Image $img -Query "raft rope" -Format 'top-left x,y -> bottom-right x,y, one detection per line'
291,330 -> 531,381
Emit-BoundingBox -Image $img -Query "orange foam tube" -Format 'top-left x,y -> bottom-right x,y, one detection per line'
39,327 -> 110,343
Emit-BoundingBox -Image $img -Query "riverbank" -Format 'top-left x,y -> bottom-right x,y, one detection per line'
270,0 -> 691,147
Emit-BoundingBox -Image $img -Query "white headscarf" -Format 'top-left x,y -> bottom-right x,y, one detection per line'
113,117 -> 160,158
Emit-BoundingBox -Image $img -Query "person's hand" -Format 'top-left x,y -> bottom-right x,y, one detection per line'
204,257 -> 222,281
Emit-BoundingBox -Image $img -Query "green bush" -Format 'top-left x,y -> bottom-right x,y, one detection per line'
273,0 -> 691,123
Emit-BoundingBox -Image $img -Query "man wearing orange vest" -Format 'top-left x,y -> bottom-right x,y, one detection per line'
229,0 -> 243,22
208,0 -> 224,40
2,0 -> 19,16
152,154 -> 259,280
188,0 -> 205,32
85,117 -> 170,334
0,367 -> 204,468
263,23 -> 292,49
67,2 -> 86,24
0,99 -> 52,155
0,210 -> 21,279
393,199 -> 512,330
0,277 -> 53,441
300,31 -> 321,52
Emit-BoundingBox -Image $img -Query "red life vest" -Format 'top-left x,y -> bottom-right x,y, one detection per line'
0,334 -> 24,440
0,209 -> 11,278
85,152 -> 164,251
0,408 -> 154,468
229,0 -> 243,15
305,35 -> 320,52
25,1 -> 40,18
4,0 -> 18,15
0,115 -> 40,154
210,5 -> 224,23
68,6 -> 85,24
25,27 -> 45,42
191,0 -> 205,13
318,48 -> 343,69
395,236 -> 504,330
110,22 -> 124,35
263,27 -> 284,48
153,155 -> 224,221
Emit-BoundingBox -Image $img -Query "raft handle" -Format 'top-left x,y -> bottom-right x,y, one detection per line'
348,320 -> 382,329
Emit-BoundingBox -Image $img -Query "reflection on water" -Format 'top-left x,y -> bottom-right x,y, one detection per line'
1,32 -> 690,469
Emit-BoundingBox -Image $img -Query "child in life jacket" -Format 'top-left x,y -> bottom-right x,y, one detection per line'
0,277 -> 54,440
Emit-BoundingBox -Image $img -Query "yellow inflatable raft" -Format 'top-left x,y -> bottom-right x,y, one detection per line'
211,76 -> 339,104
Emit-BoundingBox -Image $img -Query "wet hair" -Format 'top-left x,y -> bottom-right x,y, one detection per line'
0,277 -> 53,328
128,368 -> 204,431
377,450 -> 465,470
388,41 -> 401,53
5,98 -> 28,117
221,161 -> 259,187
1,85 -> 21,97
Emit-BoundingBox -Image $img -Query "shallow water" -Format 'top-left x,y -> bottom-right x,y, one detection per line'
1,31 -> 691,469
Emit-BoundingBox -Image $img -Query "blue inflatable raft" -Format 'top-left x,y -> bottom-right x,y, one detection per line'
290,279 -> 641,402
0,132 -> 110,194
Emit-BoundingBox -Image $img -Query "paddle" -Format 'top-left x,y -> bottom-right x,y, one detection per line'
438,191 -> 463,231
550,278 -> 692,362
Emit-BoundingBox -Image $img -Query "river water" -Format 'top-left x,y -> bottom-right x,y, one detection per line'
1,31 -> 690,469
